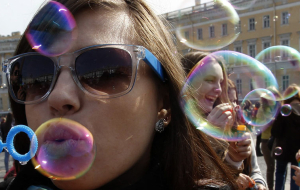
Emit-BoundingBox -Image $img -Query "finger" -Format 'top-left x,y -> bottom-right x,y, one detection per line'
237,139 -> 251,146
210,103 -> 232,118
291,165 -> 300,172
236,145 -> 251,153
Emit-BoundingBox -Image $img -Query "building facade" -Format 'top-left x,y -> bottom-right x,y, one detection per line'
0,32 -> 21,115
162,0 -> 300,102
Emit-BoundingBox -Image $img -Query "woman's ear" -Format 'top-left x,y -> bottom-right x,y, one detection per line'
157,108 -> 171,127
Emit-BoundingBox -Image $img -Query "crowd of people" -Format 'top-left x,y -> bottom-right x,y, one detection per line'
0,0 -> 299,189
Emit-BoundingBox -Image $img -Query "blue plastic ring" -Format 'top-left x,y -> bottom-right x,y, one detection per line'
6,125 -> 38,162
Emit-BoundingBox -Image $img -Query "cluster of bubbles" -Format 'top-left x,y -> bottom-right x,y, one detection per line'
181,51 -> 280,141
31,118 -> 96,180
179,0 -> 300,149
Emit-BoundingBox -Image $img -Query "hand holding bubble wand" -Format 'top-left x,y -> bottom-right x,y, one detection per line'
249,178 -> 258,190
1,125 -> 38,164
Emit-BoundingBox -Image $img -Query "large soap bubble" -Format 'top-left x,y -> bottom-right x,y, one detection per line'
175,0 -> 240,51
31,118 -> 96,180
256,46 -> 300,100
181,51 -> 277,141
26,1 -> 77,56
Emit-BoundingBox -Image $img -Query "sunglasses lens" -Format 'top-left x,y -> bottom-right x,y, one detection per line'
10,55 -> 55,102
75,48 -> 133,96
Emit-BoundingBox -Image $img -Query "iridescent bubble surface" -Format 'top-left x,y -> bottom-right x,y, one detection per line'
31,118 -> 96,180
241,89 -> 279,130
281,104 -> 292,116
26,1 -> 77,56
227,0 -> 257,10
175,0 -> 240,51
274,147 -> 283,156
256,46 -> 300,100
181,51 -> 277,141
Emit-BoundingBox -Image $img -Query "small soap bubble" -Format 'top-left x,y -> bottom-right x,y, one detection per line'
30,118 -> 96,180
281,104 -> 292,116
26,1 -> 77,56
274,147 -> 283,156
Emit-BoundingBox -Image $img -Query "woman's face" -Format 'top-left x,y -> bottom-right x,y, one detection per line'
25,9 -> 169,189
194,61 -> 224,112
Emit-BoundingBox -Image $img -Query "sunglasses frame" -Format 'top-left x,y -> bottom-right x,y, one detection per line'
2,44 -> 166,105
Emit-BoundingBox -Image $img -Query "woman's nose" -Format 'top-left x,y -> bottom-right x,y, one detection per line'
47,67 -> 81,117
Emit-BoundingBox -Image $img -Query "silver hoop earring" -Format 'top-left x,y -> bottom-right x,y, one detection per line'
155,119 -> 166,133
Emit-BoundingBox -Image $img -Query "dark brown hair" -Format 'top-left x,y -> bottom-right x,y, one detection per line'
10,1 -> 237,189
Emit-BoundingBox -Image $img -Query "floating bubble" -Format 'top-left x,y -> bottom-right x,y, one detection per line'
31,118 -> 96,180
274,147 -> 283,156
242,89 -> 279,130
175,0 -> 240,51
256,46 -> 300,100
26,1 -> 77,56
281,104 -> 292,116
181,51 -> 277,141
227,0 -> 257,10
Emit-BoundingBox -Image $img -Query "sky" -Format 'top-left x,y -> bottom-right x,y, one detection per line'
0,0 -> 196,36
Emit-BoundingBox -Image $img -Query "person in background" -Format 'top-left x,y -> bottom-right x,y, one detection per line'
252,101 -> 263,157
182,52 -> 266,190
227,79 -> 267,190
1,113 -> 13,173
271,84 -> 300,190
257,86 -> 282,190
291,149 -> 300,187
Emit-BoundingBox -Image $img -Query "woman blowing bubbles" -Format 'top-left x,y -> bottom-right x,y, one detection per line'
182,52 -> 267,190
3,0 -> 238,189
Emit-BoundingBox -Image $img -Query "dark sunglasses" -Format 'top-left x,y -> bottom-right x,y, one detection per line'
2,44 -> 166,104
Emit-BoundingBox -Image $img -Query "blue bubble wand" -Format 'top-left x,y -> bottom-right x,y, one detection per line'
1,125 -> 38,164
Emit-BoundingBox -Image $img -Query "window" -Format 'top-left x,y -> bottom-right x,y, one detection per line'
249,18 -> 255,31
265,77 -> 270,88
184,31 -> 189,40
235,46 -> 242,53
282,75 -> 289,91
282,12 -> 289,25
236,79 -> 242,95
209,26 -> 215,38
281,39 -> 290,58
222,24 -> 228,36
237,21 -> 241,33
263,15 -> 270,28
197,28 -> 203,40
249,79 -> 254,91
263,42 -> 271,59
249,44 -> 256,58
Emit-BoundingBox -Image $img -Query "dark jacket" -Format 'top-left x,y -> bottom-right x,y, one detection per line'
271,103 -> 300,162
7,160 -> 168,190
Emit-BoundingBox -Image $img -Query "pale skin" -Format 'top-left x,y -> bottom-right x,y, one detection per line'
25,8 -> 171,190
236,173 -> 266,190
195,62 -> 251,161
193,61 -> 233,128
